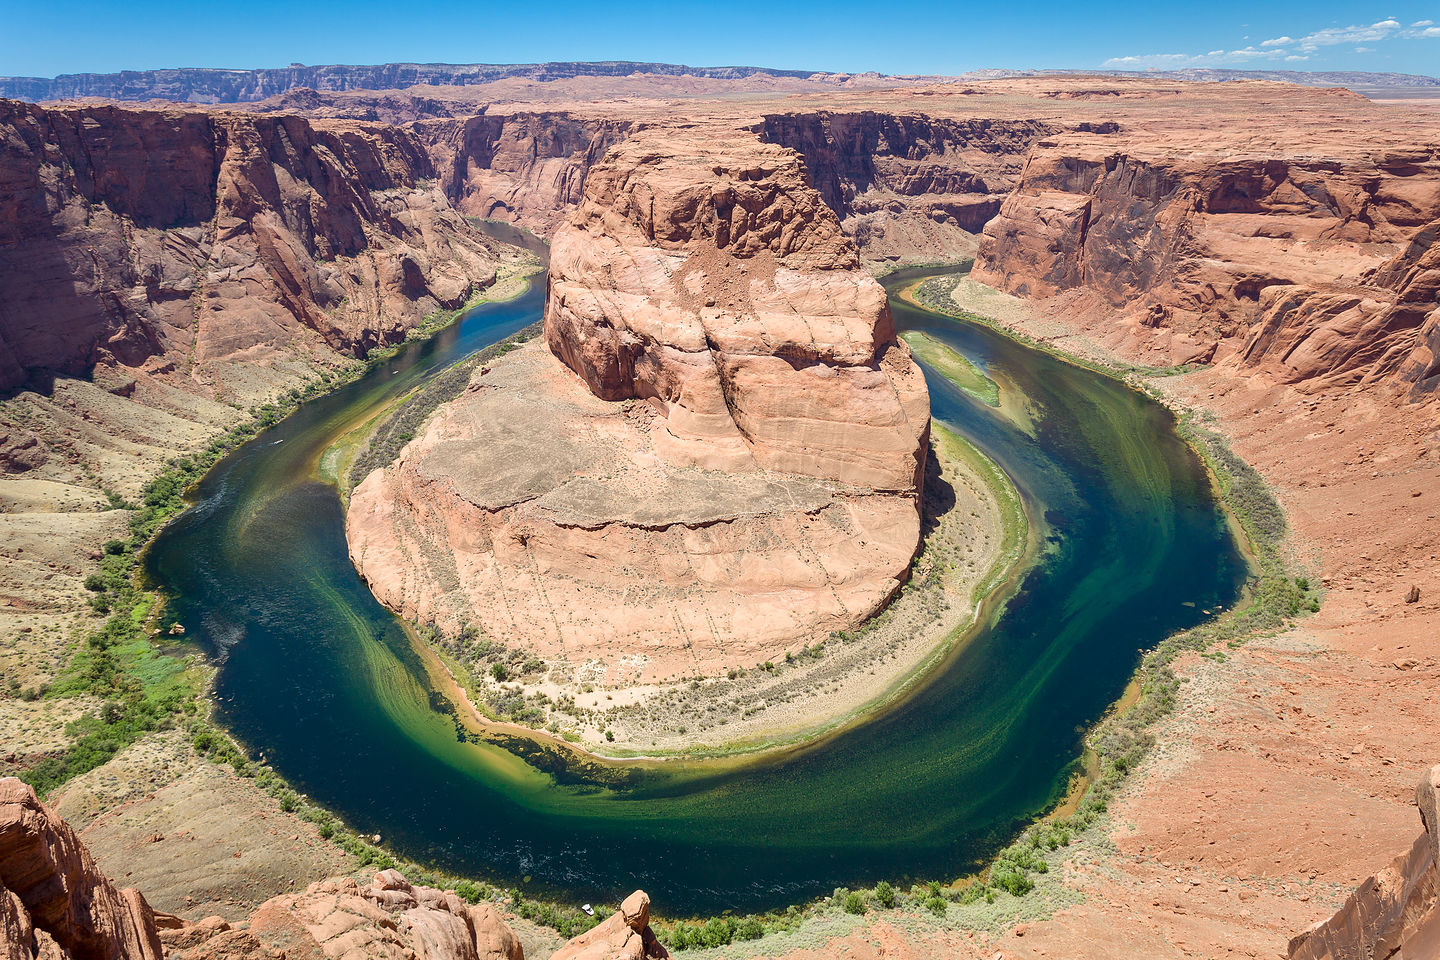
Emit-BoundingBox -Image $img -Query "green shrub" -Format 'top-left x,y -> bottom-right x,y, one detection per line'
874,880 -> 896,908
842,890 -> 866,914
699,917 -> 735,948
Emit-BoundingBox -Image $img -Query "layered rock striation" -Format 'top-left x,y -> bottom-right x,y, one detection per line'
760,111 -> 1055,264
0,777 -> 163,960
971,126 -> 1440,393
418,113 -> 633,235
0,99 -> 509,395
347,129 -> 930,679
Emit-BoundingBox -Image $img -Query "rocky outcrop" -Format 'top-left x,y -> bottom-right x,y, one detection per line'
0,777 -> 163,960
0,99 -> 508,395
761,112 -> 1055,263
416,114 -> 633,235
165,870 -> 525,960
549,891 -> 665,960
972,131 -> 1440,393
546,130 -> 929,488
0,773 -> 664,960
347,128 -> 930,678
1288,765 -> 1440,959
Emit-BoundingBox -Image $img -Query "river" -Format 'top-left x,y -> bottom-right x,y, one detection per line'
144,267 -> 1245,915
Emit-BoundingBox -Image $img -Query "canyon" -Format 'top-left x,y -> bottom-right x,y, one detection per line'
0,65 -> 1439,960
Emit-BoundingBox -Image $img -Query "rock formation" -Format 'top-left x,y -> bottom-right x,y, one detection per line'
347,128 -> 930,678
544,131 -> 928,489
760,112 -> 1054,264
1288,765 -> 1440,959
971,122 -> 1440,392
1,776 -> 623,960
548,891 -> 666,960
417,114 -> 633,235
164,870 -> 526,960
0,777 -> 163,960
0,99 -> 509,395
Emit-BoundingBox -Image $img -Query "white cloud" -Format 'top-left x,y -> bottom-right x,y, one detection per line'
1102,15 -> 1440,70
1269,19 -> 1402,52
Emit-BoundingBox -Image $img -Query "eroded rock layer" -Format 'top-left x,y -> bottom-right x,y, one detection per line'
0,99 -> 508,394
971,124 -> 1440,394
0,778 -> 162,960
760,112 -> 1054,265
347,129 -> 930,677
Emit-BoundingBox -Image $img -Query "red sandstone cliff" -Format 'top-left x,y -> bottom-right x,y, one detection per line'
759,112 -> 1055,264
346,127 -> 930,678
971,129 -> 1440,393
0,99 -> 509,394
0,778 -> 162,960
417,113 -> 633,235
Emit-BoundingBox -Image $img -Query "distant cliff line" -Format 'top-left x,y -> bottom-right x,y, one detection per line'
3,61 -> 1438,105
0,61 -> 833,103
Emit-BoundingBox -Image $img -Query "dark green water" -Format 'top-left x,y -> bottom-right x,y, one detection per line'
145,268 -> 1244,915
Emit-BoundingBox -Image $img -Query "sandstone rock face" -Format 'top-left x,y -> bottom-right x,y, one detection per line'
0,99 -> 506,394
1288,765 -> 1440,959
549,891 -> 666,960
347,130 -> 929,677
545,130 -> 929,490
0,785 -> 529,960
418,113 -> 633,235
761,112 -> 1054,264
972,132 -> 1440,393
0,777 -> 163,960
165,871 -> 525,960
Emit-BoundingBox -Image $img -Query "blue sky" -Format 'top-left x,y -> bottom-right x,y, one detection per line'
3,0 -> 1438,78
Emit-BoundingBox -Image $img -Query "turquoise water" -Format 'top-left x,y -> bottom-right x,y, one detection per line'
144,269 -> 1245,914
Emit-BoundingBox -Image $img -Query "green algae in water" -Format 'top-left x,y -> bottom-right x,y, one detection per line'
902,330 -> 1000,406
145,269 -> 1246,915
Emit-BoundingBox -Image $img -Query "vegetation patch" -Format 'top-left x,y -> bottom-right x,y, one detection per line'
900,330 -> 1000,406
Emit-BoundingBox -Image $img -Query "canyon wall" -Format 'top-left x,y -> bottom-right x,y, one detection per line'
1288,765 -> 1440,959
971,131 -> 1440,393
0,99 -> 509,396
760,111 -> 1056,264
347,128 -> 930,678
417,113 -> 633,235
